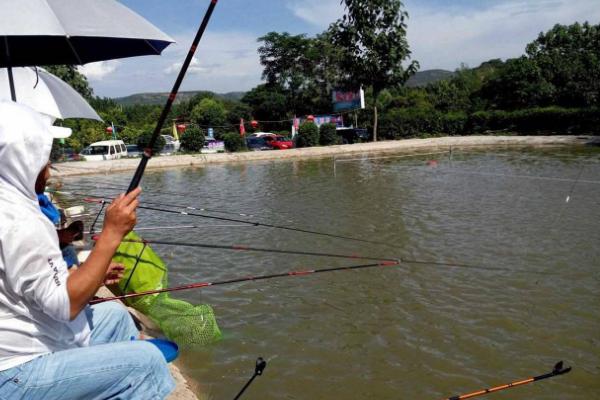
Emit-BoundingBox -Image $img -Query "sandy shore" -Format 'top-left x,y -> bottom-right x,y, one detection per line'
53,135 -> 598,177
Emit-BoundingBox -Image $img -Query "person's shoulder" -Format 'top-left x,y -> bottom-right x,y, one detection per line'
0,204 -> 55,242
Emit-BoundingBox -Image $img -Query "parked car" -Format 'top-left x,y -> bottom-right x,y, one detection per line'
79,140 -> 127,161
160,134 -> 181,154
264,135 -> 293,150
336,128 -> 370,144
246,136 -> 270,151
126,144 -> 142,157
202,138 -> 225,153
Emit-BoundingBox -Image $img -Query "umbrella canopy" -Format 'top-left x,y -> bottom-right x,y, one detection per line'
0,0 -> 174,67
0,67 -> 102,121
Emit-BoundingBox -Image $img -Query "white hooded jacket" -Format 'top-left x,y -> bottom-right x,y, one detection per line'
0,101 -> 90,371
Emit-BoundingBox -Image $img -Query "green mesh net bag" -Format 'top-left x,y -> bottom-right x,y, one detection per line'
112,232 -> 222,347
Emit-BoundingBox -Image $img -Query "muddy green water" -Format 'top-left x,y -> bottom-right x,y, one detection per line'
64,146 -> 599,399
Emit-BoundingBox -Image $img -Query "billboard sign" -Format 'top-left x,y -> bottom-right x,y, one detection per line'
332,88 -> 365,112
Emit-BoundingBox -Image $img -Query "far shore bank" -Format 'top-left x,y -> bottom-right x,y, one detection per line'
53,135 -> 599,177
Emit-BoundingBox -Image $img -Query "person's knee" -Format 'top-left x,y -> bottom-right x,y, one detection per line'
132,341 -> 169,369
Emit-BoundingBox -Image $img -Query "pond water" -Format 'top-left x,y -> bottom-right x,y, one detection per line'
62,145 -> 600,400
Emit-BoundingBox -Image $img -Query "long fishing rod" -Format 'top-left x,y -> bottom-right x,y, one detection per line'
135,204 -> 399,248
94,236 -> 399,262
86,223 -> 253,235
127,0 -> 219,193
80,194 -> 256,218
442,361 -> 571,400
89,260 -> 401,304
89,253 -> 548,305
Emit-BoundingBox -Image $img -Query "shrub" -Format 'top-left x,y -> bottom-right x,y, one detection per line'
137,131 -> 166,155
295,122 -> 319,148
467,107 -> 600,135
319,123 -> 340,145
180,125 -> 205,152
223,132 -> 246,152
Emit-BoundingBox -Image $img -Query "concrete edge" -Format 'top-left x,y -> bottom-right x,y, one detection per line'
53,135 -> 596,177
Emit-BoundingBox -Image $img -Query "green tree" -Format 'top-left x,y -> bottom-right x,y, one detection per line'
223,132 -> 246,152
478,57 -> 554,110
295,122 -> 319,148
180,125 -> 205,152
319,123 -> 340,145
190,98 -> 227,133
330,0 -> 419,141
526,22 -> 600,107
242,84 -> 289,131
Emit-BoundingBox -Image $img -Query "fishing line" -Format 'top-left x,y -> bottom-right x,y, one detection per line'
549,163 -> 586,227
51,189 -> 258,219
81,195 -> 257,218
334,151 -> 449,164
135,204 -> 400,249
436,166 -> 600,185
94,236 -> 399,262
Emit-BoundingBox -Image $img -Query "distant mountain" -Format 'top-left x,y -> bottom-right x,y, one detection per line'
114,90 -> 246,106
114,70 -> 453,105
406,69 -> 455,87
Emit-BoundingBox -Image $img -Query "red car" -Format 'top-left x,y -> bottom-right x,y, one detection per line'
264,135 -> 293,150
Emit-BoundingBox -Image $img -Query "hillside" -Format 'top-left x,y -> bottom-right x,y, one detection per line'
114,90 -> 246,106
406,69 -> 454,87
113,70 -> 454,105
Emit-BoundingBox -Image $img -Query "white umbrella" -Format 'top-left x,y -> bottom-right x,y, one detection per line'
0,67 -> 102,122
0,0 -> 174,100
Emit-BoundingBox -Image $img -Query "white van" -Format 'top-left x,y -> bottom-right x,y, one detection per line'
79,140 -> 128,161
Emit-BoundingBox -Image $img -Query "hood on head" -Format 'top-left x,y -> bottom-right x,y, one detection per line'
0,101 -> 54,200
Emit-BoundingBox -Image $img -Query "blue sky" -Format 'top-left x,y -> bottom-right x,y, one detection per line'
80,0 -> 600,98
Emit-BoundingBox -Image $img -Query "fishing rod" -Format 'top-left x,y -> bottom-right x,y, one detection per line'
135,204 -> 400,248
86,223 -> 253,235
233,358 -> 267,400
93,236 -> 399,262
80,194 -> 256,218
442,361 -> 571,400
127,0 -> 219,193
89,254 -> 546,305
90,260 -> 401,304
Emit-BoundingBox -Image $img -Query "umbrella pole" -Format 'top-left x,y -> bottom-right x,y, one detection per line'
6,66 -> 16,101
3,38 -> 16,101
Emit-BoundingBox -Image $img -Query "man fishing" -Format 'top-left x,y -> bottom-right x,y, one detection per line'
0,101 -> 175,399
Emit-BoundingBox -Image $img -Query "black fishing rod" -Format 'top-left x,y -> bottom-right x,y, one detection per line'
89,260 -> 401,304
89,254 -> 540,305
135,204 -> 399,248
94,236 -> 399,262
233,358 -> 267,400
127,0 -> 219,193
441,361 -> 571,400
81,194 -> 256,218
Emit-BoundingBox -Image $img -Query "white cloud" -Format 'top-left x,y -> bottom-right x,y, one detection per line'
78,61 -> 120,80
89,31 -> 262,97
287,0 -> 344,28
407,0 -> 600,70
164,56 -> 208,75
286,0 -> 600,70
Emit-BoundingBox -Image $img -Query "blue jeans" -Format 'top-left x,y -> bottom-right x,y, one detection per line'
0,302 -> 175,400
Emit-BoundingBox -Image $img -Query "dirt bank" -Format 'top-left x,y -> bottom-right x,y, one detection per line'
53,135 -> 596,177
